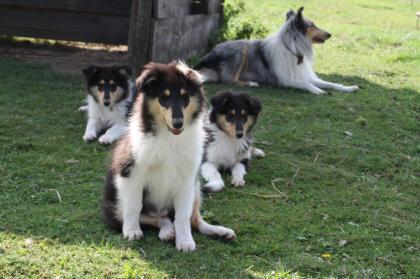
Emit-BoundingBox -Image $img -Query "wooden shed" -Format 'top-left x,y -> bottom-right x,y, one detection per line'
0,0 -> 223,75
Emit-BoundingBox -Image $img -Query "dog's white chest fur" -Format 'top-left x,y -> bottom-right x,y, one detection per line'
127,120 -> 204,210
87,95 -> 128,126
206,124 -> 250,168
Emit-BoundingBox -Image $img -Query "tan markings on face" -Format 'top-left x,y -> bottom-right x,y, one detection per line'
110,80 -> 115,85
243,115 -> 256,136
230,110 -> 236,115
147,98 -> 169,128
99,80 -> 105,85
110,86 -> 125,107
241,109 -> 246,116
164,89 -> 171,97
306,26 -> 330,43
183,95 -> 199,125
217,114 -> 236,138
91,86 -> 104,105
180,89 -> 187,96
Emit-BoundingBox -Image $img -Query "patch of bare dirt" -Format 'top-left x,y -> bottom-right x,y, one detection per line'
0,37 -> 128,75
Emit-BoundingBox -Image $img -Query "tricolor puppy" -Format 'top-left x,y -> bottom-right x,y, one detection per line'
196,7 -> 359,95
81,65 -> 136,144
201,91 -> 264,192
101,61 -> 235,252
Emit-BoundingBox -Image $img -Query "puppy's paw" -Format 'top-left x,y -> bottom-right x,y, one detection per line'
98,134 -> 114,145
348,85 -> 359,92
231,177 -> 245,187
176,240 -> 196,252
159,220 -> 175,242
123,229 -> 144,241
313,90 -> 327,96
203,179 -> 225,192
215,226 -> 236,240
83,131 -> 96,142
247,81 -> 260,88
78,105 -> 88,112
251,147 -> 265,158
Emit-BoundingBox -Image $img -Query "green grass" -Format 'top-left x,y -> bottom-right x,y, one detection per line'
1,0 -> 419,278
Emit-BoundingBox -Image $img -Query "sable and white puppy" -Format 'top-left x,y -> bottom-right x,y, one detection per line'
196,7 -> 359,95
101,61 -> 235,252
201,91 -> 264,192
82,65 -> 136,144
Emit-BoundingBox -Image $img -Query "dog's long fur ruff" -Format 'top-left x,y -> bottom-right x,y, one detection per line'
196,7 -> 359,95
81,65 -> 136,144
101,61 -> 235,252
201,91 -> 264,192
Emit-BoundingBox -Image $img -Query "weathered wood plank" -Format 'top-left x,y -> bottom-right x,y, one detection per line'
150,14 -> 219,63
0,0 -> 132,16
153,0 -> 191,19
0,6 -> 129,44
128,0 -> 153,76
207,0 -> 221,14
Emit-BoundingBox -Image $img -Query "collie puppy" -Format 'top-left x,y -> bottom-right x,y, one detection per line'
101,62 -> 235,252
201,91 -> 264,192
196,7 -> 359,95
82,65 -> 136,144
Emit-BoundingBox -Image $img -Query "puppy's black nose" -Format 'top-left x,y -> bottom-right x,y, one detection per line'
104,100 -> 110,106
236,131 -> 243,138
326,32 -> 332,38
172,118 -> 183,129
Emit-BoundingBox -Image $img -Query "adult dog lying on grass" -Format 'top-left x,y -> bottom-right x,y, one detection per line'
101,61 -> 235,252
196,7 -> 359,95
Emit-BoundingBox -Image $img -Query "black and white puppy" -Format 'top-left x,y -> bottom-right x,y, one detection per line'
81,65 -> 136,144
101,61 -> 235,252
201,91 -> 264,192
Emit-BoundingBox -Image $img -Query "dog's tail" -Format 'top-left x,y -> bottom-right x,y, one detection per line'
101,169 -> 122,233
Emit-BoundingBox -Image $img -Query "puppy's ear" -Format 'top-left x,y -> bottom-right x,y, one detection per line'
210,91 -> 231,111
246,96 -> 262,116
286,9 -> 295,21
82,66 -> 99,79
136,64 -> 159,95
117,66 -> 132,78
176,61 -> 203,87
295,6 -> 304,21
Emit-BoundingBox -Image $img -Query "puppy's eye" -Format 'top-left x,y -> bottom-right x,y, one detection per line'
97,84 -> 104,91
110,84 -> 117,92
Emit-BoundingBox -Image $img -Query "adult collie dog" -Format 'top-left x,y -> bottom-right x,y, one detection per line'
101,61 -> 235,252
196,7 -> 359,95
81,65 -> 136,144
201,91 -> 264,192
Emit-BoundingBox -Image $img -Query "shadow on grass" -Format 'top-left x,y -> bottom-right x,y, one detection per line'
1,62 -> 419,277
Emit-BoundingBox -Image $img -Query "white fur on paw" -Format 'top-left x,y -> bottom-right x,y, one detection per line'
313,90 -> 327,95
252,147 -> 265,158
215,226 -> 236,240
203,179 -> 225,192
159,222 -> 175,242
98,134 -> 114,144
247,81 -> 259,87
348,85 -> 359,92
176,240 -> 196,252
231,177 -> 245,187
78,105 -> 88,112
83,131 -> 96,142
123,229 -> 144,241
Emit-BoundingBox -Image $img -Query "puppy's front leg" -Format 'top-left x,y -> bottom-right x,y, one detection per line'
83,118 -> 99,141
201,162 -> 225,192
99,123 -> 127,144
173,180 -> 196,252
231,160 -> 247,187
311,78 -> 359,93
116,175 -> 144,240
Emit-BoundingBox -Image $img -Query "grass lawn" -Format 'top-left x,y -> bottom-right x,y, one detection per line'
0,0 -> 419,278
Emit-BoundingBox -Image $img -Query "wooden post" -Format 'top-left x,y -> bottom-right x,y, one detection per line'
128,0 -> 153,77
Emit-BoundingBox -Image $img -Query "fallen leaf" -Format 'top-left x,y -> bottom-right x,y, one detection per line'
321,252 -> 332,261
339,240 -> 348,247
